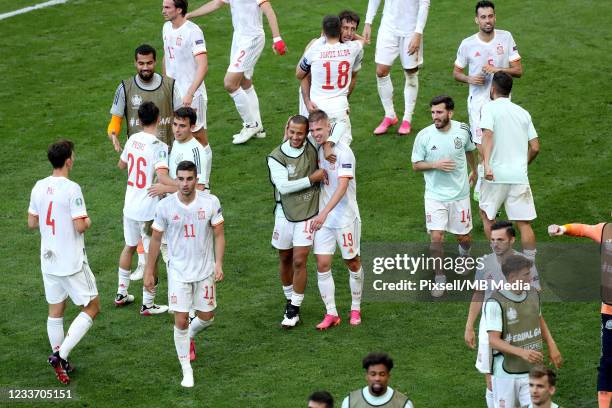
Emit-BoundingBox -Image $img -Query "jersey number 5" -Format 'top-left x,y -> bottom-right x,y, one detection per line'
127,154 -> 147,189
322,61 -> 350,90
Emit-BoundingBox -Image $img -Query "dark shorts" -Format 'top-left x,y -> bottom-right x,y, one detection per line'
599,313 -> 612,391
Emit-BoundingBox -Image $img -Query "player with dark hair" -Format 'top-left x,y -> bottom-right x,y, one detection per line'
308,391 -> 334,408
341,352 -> 413,407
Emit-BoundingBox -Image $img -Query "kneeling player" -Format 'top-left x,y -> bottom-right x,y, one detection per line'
310,110 -> 363,329
145,161 -> 225,387
28,140 -> 100,385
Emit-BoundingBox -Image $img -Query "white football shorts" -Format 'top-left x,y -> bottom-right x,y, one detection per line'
168,273 -> 216,313
375,28 -> 423,69
43,263 -> 98,306
425,197 -> 473,235
475,315 -> 492,374
123,216 -> 151,251
493,375 -> 530,408
191,93 -> 207,131
271,215 -> 315,250
314,218 -> 361,259
468,95 -> 489,144
227,33 -> 265,79
479,182 -> 537,221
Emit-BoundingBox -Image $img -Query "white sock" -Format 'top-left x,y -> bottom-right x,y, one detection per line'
376,75 -> 395,119
142,284 -> 156,307
189,316 -> 214,339
282,285 -> 294,301
59,312 -> 93,360
47,317 -> 64,353
458,243 -> 471,257
174,326 -> 191,370
137,252 -> 145,265
349,267 -> 364,311
317,271 -> 337,316
485,387 -> 494,408
230,88 -> 255,125
117,267 -> 130,295
290,292 -> 304,307
403,71 -> 419,122
244,85 -> 262,127
523,248 -> 537,261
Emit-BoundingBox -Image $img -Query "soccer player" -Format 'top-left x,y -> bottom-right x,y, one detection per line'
144,160 -> 225,388
187,0 -> 287,145
298,11 -> 364,118
363,0 -> 430,136
162,0 -> 209,148
297,16 -> 365,146
107,44 -> 182,151
411,95 -> 476,296
341,352 -> 413,408
308,391 -> 334,408
115,102 -> 171,316
548,222 -> 611,408
28,140 -> 100,385
464,221 -> 545,408
480,72 -> 539,260
309,110 -> 363,329
267,115 -> 330,328
453,0 -> 523,199
485,255 -> 562,408
528,366 -> 560,408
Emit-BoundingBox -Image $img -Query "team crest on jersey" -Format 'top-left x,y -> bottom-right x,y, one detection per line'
286,164 -> 296,177
506,307 -> 518,323
43,249 -> 56,263
496,44 -> 504,55
273,230 -> 279,240
171,295 -> 177,304
176,36 -> 183,46
454,137 -> 463,149
75,198 -> 83,207
198,209 -> 206,220
131,94 -> 143,108
606,320 -> 612,330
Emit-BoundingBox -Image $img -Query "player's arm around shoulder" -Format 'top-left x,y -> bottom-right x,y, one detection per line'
186,0 -> 225,20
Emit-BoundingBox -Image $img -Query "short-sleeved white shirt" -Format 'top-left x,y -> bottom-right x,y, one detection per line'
152,192 -> 224,282
162,20 -> 208,98
454,30 -> 520,103
120,131 -> 169,221
222,0 -> 266,37
300,39 -> 364,116
480,98 -> 537,184
318,141 -> 360,228
169,138 -> 211,187
365,0 -> 430,37
29,176 -> 88,276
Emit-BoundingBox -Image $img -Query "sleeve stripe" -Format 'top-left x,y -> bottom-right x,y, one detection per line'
338,175 -> 354,179
193,51 -> 208,56
72,215 -> 88,220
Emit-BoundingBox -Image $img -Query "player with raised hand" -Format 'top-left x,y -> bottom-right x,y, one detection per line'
144,160 -> 225,388
363,0 -> 430,136
297,16 -> 365,146
115,102 -> 171,316
187,0 -> 286,145
28,140 -> 100,385
162,0 -> 210,148
453,0 -> 523,200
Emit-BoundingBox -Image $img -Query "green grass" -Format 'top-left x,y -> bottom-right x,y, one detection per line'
0,0 -> 610,406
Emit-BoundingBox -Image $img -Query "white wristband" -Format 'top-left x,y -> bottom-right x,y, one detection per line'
273,36 -> 282,43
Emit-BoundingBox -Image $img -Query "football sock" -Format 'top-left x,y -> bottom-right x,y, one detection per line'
142,284 -> 157,308
317,270 -> 337,316
403,71 -> 419,123
244,85 -> 262,128
59,312 -> 93,360
485,387 -> 494,408
189,316 -> 214,339
523,248 -> 537,261
349,267 -> 364,311
230,88 -> 255,126
290,292 -> 304,308
282,285 -> 294,301
47,317 -> 64,353
137,240 -> 145,264
376,74 -> 396,119
118,267 -> 130,295
174,326 -> 191,370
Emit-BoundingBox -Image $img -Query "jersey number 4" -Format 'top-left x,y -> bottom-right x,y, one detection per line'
127,153 -> 147,189
322,61 -> 350,90
46,201 -> 56,235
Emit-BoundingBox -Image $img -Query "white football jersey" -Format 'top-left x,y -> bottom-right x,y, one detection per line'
120,131 -> 169,221
162,20 -> 208,98
169,138 -> 211,188
318,141 -> 360,228
222,0 -> 265,37
301,39 -> 363,115
365,0 -> 430,37
153,192 -> 224,282
455,30 -> 520,102
29,176 -> 88,276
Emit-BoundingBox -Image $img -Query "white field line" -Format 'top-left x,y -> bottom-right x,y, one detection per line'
0,0 -> 68,21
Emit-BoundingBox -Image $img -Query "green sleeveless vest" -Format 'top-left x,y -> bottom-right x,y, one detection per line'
490,290 -> 542,374
348,388 -> 410,408
123,75 -> 175,147
601,223 -> 611,304
267,140 -> 319,222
